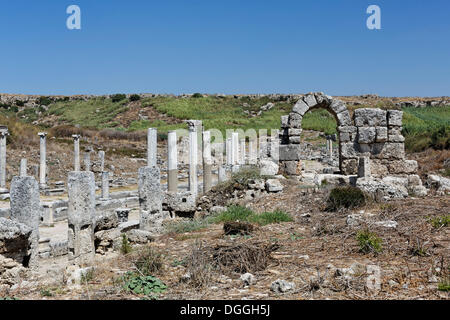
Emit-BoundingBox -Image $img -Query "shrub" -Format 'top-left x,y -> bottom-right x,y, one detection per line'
326,186 -> 366,211
165,219 -> 210,234
192,93 -> 203,98
120,234 -> 132,254
111,94 -> 127,102
15,100 -> 25,107
356,229 -> 383,254
429,215 -> 450,229
129,94 -> 141,102
133,247 -> 163,276
438,277 -> 450,292
37,96 -> 53,106
251,210 -> 293,226
121,272 -> 167,298
212,205 -> 292,226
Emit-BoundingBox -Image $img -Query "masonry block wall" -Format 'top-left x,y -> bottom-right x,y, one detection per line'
279,92 -> 418,176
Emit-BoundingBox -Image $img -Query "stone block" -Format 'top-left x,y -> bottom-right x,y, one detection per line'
289,136 -> 301,144
387,110 -> 403,127
280,115 -> 289,128
288,128 -> 302,136
329,99 -> 347,114
138,166 -> 163,232
354,108 -> 387,127
375,126 -> 388,142
358,127 -> 376,144
303,94 -> 317,107
292,100 -> 309,115
288,112 -> 302,128
341,159 -> 358,175
341,142 -> 359,159
279,144 -> 302,161
164,191 -> 196,216
386,160 -> 418,174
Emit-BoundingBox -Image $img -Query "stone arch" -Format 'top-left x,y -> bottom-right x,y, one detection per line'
279,92 -> 354,175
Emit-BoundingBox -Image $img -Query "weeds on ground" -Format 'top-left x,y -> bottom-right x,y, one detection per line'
212,205 -> 292,226
165,218 -> 210,234
356,229 -> 383,254
429,214 -> 450,229
325,187 -> 366,211
120,234 -> 132,254
132,247 -> 164,276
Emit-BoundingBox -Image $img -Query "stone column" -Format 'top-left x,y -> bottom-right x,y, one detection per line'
138,166 -> 163,232
0,128 -> 9,191
10,175 -> 41,268
203,131 -> 212,193
218,165 -> 227,183
42,202 -> 55,227
188,124 -> 198,195
98,151 -> 105,172
72,135 -> 81,172
249,138 -> 257,165
231,132 -> 239,165
38,132 -> 47,188
240,138 -> 246,165
84,148 -> 92,172
101,171 -> 110,200
226,138 -> 232,166
147,128 -> 157,167
167,131 -> 178,193
358,156 -> 371,179
20,158 -> 27,177
67,171 -> 96,264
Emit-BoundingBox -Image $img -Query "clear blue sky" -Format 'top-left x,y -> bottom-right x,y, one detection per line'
0,0 -> 449,97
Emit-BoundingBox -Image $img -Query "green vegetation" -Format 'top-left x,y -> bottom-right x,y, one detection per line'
402,106 -> 450,152
356,229 -> 383,254
325,186 -> 366,211
212,205 -> 293,226
133,247 -> 164,276
429,214 -> 450,229
120,234 -> 132,254
165,218 -> 210,234
438,277 -> 450,292
121,272 -> 167,298
111,94 -> 127,102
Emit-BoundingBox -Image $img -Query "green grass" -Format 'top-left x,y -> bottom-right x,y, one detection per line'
212,205 -> 293,226
28,95 -> 450,153
165,219 -> 211,234
429,214 -> 450,229
356,229 -> 383,254
326,186 -> 366,211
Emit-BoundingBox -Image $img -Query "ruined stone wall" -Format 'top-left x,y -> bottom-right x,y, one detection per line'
279,92 -> 417,177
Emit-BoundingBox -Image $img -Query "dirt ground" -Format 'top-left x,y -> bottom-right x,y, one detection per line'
5,177 -> 448,300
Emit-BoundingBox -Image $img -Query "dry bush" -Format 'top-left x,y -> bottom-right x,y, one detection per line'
99,129 -> 146,141
183,241 -> 215,288
211,242 -> 279,274
129,246 -> 164,276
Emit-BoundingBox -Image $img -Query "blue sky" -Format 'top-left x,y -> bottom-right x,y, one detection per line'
0,0 -> 449,96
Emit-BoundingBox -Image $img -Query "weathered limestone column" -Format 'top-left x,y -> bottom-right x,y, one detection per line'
67,171 -> 96,264
42,202 -> 55,227
38,132 -> 47,188
167,131 -> 178,193
249,138 -> 257,165
240,138 -> 246,165
231,132 -> 239,165
84,148 -> 92,171
138,166 -> 163,232
188,124 -> 198,195
218,165 -> 227,183
72,134 -> 81,172
226,138 -> 232,166
101,171 -> 110,200
10,175 -> 41,268
0,128 -> 9,191
99,151 -> 105,172
203,131 -> 212,193
147,128 -> 157,167
20,158 -> 27,177
358,156 -> 371,179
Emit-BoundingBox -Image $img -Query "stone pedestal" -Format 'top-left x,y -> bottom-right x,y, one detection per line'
67,171 -> 96,265
10,175 -> 41,268
138,166 -> 163,232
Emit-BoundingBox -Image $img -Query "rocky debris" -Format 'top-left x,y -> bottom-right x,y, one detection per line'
259,160 -> 279,176
223,221 -> 255,236
65,265 -> 94,287
426,174 -> 450,195
240,273 -> 256,286
0,217 -> 33,265
95,210 -> 120,232
125,229 -> 154,244
0,254 -> 28,288
265,179 -> 283,192
270,279 -> 296,293
210,206 -> 226,215
356,177 -> 408,200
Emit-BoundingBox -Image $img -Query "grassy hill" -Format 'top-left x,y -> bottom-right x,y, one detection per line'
2,94 -> 449,152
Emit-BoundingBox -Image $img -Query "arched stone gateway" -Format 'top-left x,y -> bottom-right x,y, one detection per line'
279,92 -> 418,177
